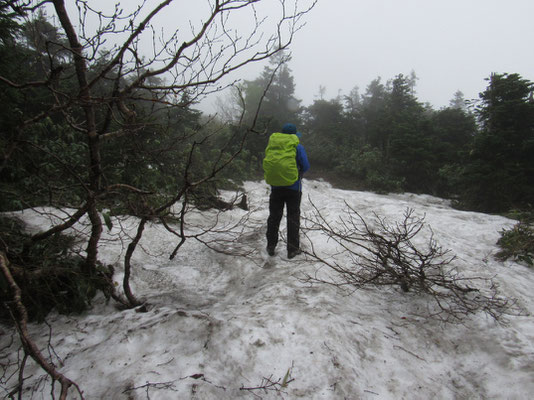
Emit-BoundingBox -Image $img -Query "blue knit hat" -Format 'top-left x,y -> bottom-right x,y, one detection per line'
282,123 -> 297,135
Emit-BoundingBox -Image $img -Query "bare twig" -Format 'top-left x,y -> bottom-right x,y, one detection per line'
240,365 -> 295,396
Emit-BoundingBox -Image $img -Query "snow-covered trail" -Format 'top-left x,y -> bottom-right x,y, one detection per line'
1,180 -> 534,399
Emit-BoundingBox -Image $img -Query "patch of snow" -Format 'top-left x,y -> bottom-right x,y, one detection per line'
1,180 -> 533,399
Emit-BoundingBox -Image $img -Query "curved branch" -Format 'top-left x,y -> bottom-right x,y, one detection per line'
0,252 -> 84,400
31,204 -> 89,242
87,0 -> 174,90
123,217 -> 146,307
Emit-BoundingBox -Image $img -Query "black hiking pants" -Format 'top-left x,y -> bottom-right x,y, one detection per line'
266,187 -> 302,253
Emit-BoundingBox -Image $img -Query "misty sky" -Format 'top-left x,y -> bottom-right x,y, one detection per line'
287,0 -> 534,109
59,0 -> 534,112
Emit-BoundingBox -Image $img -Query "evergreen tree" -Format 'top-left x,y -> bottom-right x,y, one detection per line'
303,97 -> 347,170
430,106 -> 476,196
460,73 -> 534,212
361,77 -> 388,151
242,52 -> 300,133
0,9 -> 76,209
449,90 -> 468,111
386,73 -> 433,192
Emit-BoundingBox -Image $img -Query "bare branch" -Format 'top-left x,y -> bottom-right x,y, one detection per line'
301,202 -> 521,323
0,251 -> 84,399
31,204 -> 89,242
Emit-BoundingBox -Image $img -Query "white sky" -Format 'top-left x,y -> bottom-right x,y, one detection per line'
289,0 -> 534,107
55,0 -> 534,111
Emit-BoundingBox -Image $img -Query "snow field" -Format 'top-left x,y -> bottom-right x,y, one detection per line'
1,180 -> 533,399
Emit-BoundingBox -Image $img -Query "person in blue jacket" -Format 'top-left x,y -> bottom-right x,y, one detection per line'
264,123 -> 310,258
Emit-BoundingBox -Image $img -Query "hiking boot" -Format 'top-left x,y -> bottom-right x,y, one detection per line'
287,249 -> 302,259
267,246 -> 276,256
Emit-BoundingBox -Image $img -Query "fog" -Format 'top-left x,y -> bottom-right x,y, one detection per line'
201,0 -> 534,113
54,0 -> 534,112
287,0 -> 534,108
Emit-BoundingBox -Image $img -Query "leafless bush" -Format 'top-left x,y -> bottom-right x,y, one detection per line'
301,201 -> 518,323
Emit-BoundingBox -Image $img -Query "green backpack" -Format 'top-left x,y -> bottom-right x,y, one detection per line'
263,132 -> 299,186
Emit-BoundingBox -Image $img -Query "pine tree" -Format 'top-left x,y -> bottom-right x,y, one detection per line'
460,73 -> 534,212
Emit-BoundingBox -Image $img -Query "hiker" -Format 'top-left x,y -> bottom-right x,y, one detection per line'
263,123 -> 310,258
